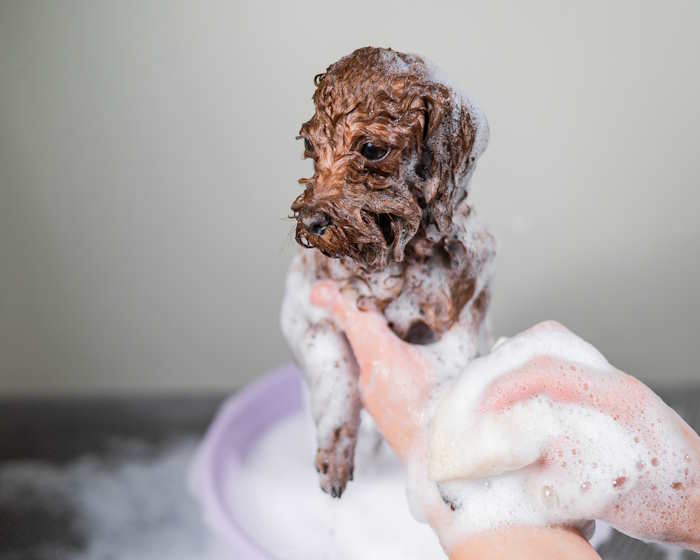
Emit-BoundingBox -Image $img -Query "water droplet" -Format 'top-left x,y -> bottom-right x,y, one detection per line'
483,480 -> 491,489
541,485 -> 559,508
685,454 -> 691,463
580,481 -> 592,492
636,461 -> 645,471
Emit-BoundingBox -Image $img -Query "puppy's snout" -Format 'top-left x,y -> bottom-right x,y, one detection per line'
302,212 -> 331,236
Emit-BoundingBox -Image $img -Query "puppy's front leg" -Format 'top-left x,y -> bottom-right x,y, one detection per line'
281,255 -> 361,497
301,320 -> 361,497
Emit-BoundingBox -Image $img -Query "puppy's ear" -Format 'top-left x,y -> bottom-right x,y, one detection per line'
419,83 -> 485,233
413,84 -> 448,214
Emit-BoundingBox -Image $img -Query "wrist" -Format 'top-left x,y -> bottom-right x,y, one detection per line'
449,526 -> 601,560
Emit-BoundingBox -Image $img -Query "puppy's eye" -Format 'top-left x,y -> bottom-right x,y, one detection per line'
304,138 -> 314,153
359,142 -> 389,161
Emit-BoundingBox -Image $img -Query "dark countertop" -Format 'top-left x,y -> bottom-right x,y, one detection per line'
0,395 -> 225,464
1,389 -> 699,560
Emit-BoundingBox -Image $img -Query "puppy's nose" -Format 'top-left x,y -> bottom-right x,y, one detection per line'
302,212 -> 330,236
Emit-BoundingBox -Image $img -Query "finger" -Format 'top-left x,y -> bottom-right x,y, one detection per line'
309,280 -> 351,327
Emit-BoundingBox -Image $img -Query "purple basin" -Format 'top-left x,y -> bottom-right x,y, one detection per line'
189,364 -> 303,559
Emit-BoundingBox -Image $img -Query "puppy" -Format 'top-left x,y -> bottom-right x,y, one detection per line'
281,47 -> 496,497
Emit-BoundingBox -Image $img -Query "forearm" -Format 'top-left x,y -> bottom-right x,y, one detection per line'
448,526 -> 601,560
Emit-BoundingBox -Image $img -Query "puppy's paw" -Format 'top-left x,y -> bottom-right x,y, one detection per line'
315,426 -> 357,498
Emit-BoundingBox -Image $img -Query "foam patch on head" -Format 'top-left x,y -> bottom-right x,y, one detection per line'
420,55 -> 490,187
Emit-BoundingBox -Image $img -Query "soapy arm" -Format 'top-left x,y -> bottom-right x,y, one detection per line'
311,281 -> 600,559
311,280 -> 700,558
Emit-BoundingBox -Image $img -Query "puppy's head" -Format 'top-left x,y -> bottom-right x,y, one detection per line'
291,47 -> 488,270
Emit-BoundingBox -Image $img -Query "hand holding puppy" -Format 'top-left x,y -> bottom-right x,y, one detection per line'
311,280 -> 700,559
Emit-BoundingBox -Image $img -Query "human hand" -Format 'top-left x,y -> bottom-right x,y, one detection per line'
311,279 -> 700,558
310,280 -> 431,458
310,280 -> 599,559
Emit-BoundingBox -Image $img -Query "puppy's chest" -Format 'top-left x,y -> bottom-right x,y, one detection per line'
308,248 -> 479,345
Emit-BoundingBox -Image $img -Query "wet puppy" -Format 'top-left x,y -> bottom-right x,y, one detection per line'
281,47 -> 495,497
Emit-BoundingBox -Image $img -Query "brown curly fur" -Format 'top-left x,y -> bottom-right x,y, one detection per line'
292,47 -> 475,267
291,47 -> 485,341
284,47 -> 495,498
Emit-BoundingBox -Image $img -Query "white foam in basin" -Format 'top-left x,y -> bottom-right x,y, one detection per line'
226,409 -> 444,560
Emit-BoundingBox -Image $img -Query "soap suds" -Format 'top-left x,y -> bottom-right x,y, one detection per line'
420,321 -> 700,552
0,411 -> 691,558
0,439 -> 229,560
227,409 -> 444,560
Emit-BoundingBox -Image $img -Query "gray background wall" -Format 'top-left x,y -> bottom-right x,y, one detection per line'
0,0 -> 698,395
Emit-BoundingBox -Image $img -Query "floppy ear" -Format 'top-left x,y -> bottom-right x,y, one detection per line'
415,82 -> 484,233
